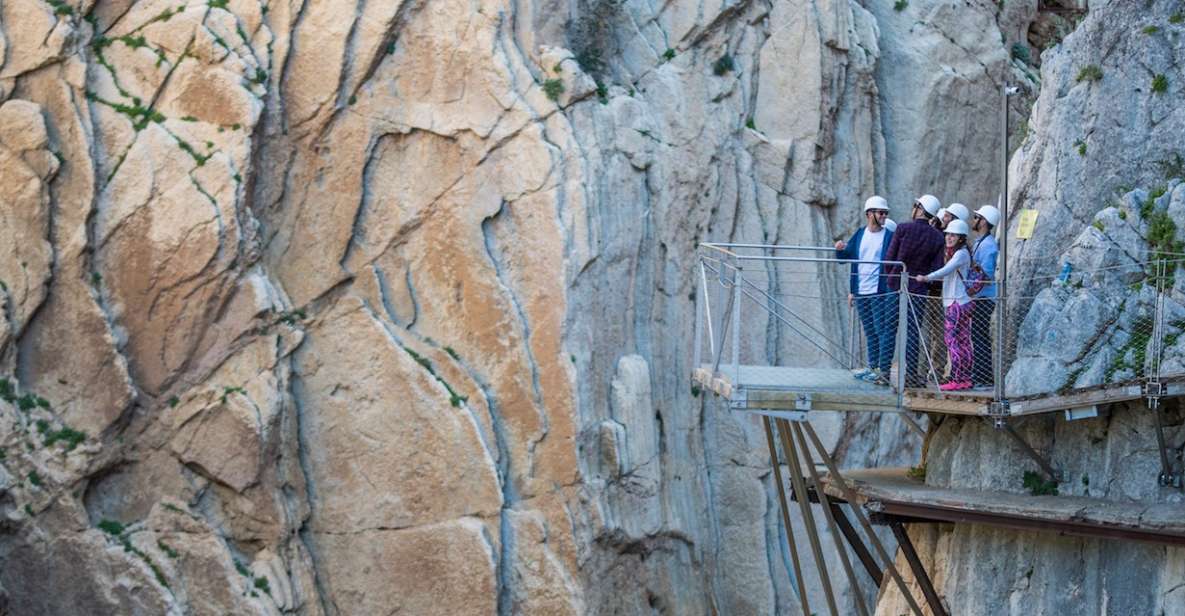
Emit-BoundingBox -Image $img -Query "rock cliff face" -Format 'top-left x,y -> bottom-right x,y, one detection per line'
0,0 -> 1037,614
876,1 -> 1185,614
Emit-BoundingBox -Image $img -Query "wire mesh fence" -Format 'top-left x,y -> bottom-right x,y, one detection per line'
694,242 -> 1185,410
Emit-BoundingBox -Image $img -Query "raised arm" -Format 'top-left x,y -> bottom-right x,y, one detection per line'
835,231 -> 859,260
923,249 -> 969,281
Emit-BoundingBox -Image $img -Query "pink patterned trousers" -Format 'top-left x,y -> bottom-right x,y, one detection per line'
944,301 -> 974,384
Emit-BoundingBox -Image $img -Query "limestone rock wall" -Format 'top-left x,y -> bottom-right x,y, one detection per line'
0,0 -> 1016,614
876,1 -> 1185,614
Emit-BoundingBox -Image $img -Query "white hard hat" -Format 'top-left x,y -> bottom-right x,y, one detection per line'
975,205 -> 1001,227
945,219 -> 970,236
947,203 -> 971,223
915,195 -> 941,217
884,219 -> 897,232
863,195 -> 889,212
937,207 -> 948,221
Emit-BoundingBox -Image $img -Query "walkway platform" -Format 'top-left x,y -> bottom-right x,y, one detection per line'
698,364 -> 1185,418
819,468 -> 1185,546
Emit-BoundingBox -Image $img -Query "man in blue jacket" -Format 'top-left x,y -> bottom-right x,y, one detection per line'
835,196 -> 896,385
970,205 -> 1000,388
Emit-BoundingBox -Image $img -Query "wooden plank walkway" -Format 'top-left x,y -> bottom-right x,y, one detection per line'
819,468 -> 1185,545
699,364 -> 1185,418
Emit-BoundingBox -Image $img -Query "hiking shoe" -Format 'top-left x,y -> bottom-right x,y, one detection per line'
873,374 -> 891,387
939,381 -> 972,392
853,368 -> 874,380
860,369 -> 883,383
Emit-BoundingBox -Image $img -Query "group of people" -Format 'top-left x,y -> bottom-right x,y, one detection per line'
834,195 -> 999,391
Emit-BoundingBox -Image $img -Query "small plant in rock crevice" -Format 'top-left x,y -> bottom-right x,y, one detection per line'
221,386 -> 247,404
661,48 -> 676,62
542,79 -> 564,102
157,540 -> 180,559
47,0 -> 74,15
1011,42 -> 1031,64
1152,74 -> 1168,94
98,519 -> 126,535
712,53 -> 735,76
893,0 -> 907,10
1075,64 -> 1103,83
1022,471 -> 1058,496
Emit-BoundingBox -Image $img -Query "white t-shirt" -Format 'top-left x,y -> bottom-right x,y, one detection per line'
857,228 -> 886,295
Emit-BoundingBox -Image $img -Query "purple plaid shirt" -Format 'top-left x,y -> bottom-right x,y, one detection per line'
885,220 -> 945,295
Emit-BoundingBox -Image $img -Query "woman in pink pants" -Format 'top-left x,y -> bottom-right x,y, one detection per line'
914,219 -> 974,391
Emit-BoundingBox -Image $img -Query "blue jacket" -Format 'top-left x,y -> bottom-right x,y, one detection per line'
836,226 -> 895,295
971,234 -> 999,299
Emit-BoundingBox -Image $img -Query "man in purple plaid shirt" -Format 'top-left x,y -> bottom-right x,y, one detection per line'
886,195 -> 946,387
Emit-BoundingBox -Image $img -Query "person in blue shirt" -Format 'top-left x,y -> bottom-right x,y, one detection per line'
835,196 -> 896,385
970,205 -> 1000,388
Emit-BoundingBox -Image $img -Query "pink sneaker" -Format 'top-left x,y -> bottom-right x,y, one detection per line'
939,381 -> 972,392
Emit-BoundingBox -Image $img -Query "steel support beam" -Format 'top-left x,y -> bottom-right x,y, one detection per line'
888,522 -> 949,616
829,502 -> 884,588
801,423 -> 926,616
866,503 -> 1185,547
991,418 -> 1060,482
789,422 -> 870,616
777,419 -> 840,616
762,417 -> 813,615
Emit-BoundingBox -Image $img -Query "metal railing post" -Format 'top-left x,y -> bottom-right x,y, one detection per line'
694,261 -> 706,372
733,266 -> 743,385
996,83 -> 1017,403
896,268 -> 909,400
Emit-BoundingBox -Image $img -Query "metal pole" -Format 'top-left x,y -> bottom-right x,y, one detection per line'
733,266 -> 743,386
694,262 -> 705,373
828,501 -> 884,587
801,423 -> 926,616
790,423 -> 871,616
888,521 -> 950,616
699,262 -> 715,363
777,419 -> 841,616
995,83 -> 1011,402
763,417 -> 813,616
896,268 -> 909,398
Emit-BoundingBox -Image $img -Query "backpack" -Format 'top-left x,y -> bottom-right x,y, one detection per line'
961,243 -> 988,296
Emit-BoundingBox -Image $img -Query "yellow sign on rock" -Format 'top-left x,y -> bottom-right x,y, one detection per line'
1016,209 -> 1039,239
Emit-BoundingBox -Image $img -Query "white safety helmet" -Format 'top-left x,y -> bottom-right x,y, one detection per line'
884,218 -> 897,232
947,203 -> 971,223
915,194 -> 942,217
945,219 -> 970,236
975,205 -> 1001,227
863,195 -> 889,213
936,207 -> 948,222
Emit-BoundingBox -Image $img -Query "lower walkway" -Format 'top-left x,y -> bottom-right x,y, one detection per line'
819,468 -> 1185,546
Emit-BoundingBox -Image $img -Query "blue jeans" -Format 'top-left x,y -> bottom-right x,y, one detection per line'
855,293 -> 897,373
